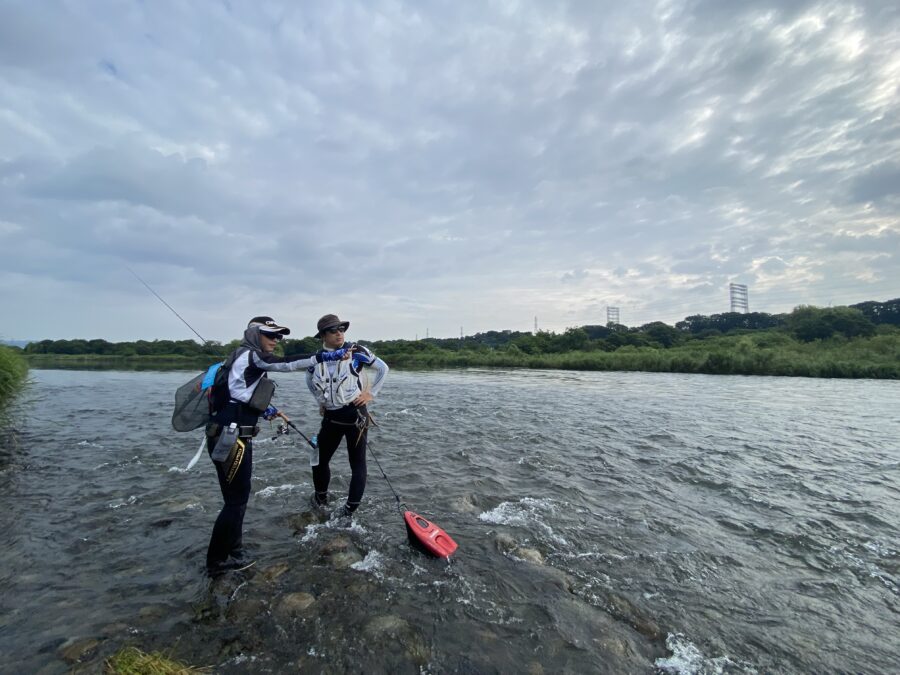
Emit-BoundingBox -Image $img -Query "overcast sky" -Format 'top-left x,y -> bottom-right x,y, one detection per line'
1,1 -> 898,343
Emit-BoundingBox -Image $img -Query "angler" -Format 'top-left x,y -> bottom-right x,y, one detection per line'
204,316 -> 350,577
305,314 -> 389,518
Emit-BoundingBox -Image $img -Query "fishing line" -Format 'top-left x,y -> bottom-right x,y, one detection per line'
126,266 -> 209,343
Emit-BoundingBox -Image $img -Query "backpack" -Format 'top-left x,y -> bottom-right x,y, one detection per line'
171,349 -> 243,432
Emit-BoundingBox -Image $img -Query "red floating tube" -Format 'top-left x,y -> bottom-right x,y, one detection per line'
403,510 -> 458,559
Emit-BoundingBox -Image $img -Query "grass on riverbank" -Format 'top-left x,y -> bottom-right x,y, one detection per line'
105,646 -> 208,674
382,331 -> 900,378
0,345 -> 28,406
24,353 -> 212,370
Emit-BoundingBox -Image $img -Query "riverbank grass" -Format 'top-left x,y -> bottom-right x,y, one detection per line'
0,345 -> 28,407
105,646 -> 208,674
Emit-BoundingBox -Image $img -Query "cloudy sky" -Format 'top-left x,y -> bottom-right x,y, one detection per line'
1,1 -> 898,342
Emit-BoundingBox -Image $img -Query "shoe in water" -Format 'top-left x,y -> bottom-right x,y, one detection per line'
207,556 -> 256,578
331,504 -> 354,520
309,492 -> 328,511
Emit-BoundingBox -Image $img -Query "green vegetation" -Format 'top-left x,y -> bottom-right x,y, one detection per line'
105,646 -> 207,674
0,345 -> 28,407
20,298 -> 900,379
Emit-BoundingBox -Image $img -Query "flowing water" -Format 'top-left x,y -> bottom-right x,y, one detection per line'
1,368 -> 898,673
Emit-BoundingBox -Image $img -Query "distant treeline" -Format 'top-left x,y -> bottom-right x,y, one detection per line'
18,298 -> 900,379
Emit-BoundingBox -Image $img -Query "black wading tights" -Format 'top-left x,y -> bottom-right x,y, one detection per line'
312,407 -> 367,511
206,403 -> 256,567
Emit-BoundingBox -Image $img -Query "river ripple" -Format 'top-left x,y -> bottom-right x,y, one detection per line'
1,368 -> 898,673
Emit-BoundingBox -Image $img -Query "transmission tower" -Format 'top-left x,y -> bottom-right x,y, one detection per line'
729,283 -> 749,313
534,316 -> 538,333
607,306 -> 620,326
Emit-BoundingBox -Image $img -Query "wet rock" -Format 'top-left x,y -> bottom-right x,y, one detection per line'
227,596 -> 267,622
606,593 -> 663,641
320,534 -> 354,555
494,533 -> 516,554
320,534 -> 364,568
138,604 -> 169,622
540,565 -> 576,594
452,493 -> 480,513
329,550 -> 364,569
276,592 -> 316,618
363,615 -> 430,665
59,637 -> 100,664
287,512 -> 320,531
259,562 -> 290,582
596,635 -> 633,658
363,614 -> 410,638
512,547 -> 544,564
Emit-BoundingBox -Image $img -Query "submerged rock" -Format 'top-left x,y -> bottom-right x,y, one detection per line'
364,614 -> 409,638
512,547 -> 544,564
259,561 -> 290,582
276,592 -> 316,618
319,534 -> 364,568
452,493 -> 480,513
59,637 -> 100,664
287,512 -> 321,531
363,615 -> 429,665
328,550 -> 364,569
227,596 -> 267,622
605,593 -> 664,642
320,534 -> 354,555
494,533 -> 516,554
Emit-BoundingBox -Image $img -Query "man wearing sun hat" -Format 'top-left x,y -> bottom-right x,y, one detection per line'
205,316 -> 351,577
306,314 -> 389,518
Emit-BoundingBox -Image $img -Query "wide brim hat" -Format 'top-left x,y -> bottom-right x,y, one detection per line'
315,313 -> 350,338
248,316 -> 291,336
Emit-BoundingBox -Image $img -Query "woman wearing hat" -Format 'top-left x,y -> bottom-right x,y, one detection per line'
306,314 -> 389,517
206,316 -> 351,576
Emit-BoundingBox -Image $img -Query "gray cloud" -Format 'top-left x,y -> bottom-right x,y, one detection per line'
0,0 -> 898,340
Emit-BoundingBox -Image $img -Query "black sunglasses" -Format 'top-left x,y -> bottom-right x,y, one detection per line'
325,327 -> 345,334
261,332 -> 283,341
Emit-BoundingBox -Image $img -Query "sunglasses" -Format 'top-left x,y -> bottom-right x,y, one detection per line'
325,327 -> 345,335
260,332 -> 283,341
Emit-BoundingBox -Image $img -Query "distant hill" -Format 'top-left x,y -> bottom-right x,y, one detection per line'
1,340 -> 30,349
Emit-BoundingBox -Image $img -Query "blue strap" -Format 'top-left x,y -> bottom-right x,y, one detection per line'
201,361 -> 223,390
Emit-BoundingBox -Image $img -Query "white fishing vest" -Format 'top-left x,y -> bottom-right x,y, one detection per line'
309,357 -> 366,408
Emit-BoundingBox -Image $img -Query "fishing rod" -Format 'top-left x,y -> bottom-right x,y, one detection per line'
127,266 -> 209,344
263,407 -> 317,449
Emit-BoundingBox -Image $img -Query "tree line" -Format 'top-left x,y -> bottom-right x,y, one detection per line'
18,298 -> 900,359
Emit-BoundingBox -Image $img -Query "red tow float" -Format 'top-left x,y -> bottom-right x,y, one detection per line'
404,510 -> 458,559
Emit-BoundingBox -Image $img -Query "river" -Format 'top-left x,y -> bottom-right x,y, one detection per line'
0,368 -> 898,673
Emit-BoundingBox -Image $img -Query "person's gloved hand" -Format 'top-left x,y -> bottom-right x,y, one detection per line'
263,405 -> 279,420
317,348 -> 348,362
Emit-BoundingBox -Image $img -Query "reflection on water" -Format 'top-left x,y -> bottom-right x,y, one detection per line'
1,369 -> 898,672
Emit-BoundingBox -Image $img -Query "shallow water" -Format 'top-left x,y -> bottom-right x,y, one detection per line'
1,368 -> 898,673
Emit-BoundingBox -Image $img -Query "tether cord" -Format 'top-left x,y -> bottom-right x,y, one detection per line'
357,411 -> 405,515
367,438 -> 405,515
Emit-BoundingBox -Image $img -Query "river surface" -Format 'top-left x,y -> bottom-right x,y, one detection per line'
0,368 -> 898,673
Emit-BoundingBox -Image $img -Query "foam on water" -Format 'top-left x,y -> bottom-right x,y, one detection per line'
478,497 -> 569,545
351,550 -> 385,575
255,483 -> 303,498
655,633 -> 742,674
